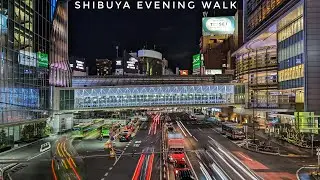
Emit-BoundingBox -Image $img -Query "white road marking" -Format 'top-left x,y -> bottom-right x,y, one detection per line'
101,178 -> 105,180
109,167 -> 113,170
104,172 -> 109,176
27,150 -> 48,161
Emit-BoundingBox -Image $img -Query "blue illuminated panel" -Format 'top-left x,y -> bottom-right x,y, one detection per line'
51,0 -> 57,21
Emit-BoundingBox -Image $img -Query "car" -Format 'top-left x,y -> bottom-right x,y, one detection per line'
119,135 -> 129,142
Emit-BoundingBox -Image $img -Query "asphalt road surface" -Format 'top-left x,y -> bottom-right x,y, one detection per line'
72,119 -> 161,180
181,120 -> 304,180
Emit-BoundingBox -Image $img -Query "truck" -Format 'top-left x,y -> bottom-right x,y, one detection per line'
167,132 -> 184,163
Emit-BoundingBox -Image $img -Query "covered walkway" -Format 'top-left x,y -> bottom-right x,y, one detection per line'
56,84 -> 245,111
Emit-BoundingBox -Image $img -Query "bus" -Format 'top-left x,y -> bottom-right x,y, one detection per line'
221,123 -> 245,140
72,123 -> 94,138
101,125 -> 111,137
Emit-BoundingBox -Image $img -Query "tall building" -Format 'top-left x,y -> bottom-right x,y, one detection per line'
96,58 -> 112,76
49,1 -> 71,87
0,0 -> 63,147
138,49 -> 163,76
233,0 -> 320,128
200,11 -> 243,75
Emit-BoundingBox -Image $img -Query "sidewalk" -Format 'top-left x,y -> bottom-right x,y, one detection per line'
247,128 -> 310,156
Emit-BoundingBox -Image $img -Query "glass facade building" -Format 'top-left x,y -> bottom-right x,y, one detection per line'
0,0 -> 67,148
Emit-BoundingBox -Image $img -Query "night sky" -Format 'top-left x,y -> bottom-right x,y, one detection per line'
68,0 -> 241,74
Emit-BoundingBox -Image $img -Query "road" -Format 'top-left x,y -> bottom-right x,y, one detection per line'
72,115 -> 161,180
181,119 -> 304,180
0,135 -> 65,180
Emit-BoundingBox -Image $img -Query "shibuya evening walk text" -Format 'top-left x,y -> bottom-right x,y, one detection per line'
74,1 -> 237,10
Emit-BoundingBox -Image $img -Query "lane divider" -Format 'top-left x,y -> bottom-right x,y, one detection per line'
132,154 -> 146,180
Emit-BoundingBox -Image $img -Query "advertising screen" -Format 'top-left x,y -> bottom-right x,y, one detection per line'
18,50 -> 37,67
202,17 -> 235,36
124,51 -> 139,74
75,60 -> 85,71
193,54 -> 201,71
37,52 -> 48,68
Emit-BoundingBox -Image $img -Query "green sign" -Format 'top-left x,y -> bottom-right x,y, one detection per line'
294,112 -> 318,134
193,54 -> 201,70
37,52 -> 48,68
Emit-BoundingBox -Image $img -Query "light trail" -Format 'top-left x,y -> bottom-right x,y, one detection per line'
208,136 -> 260,180
209,146 -> 246,180
132,154 -> 145,180
205,151 -> 230,180
199,161 -> 214,180
185,153 -> 199,180
51,159 -> 58,180
176,121 -> 187,137
146,153 -> 155,180
179,121 -> 193,136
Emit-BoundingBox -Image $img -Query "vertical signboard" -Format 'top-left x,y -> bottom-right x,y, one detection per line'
37,52 -> 49,68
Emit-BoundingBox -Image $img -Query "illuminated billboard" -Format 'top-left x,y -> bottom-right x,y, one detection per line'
18,51 -> 37,67
202,17 -> 235,36
37,52 -> 48,68
205,69 -> 222,75
179,70 -> 188,76
294,112 -> 318,134
124,51 -> 139,74
193,54 -> 201,71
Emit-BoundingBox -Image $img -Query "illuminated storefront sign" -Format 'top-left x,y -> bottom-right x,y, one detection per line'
205,69 -> 222,75
37,52 -> 48,68
18,51 -> 37,67
193,54 -> 201,71
202,17 -> 235,36
179,70 -> 188,76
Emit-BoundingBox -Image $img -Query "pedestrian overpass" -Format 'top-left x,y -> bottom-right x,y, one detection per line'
55,84 -> 246,112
